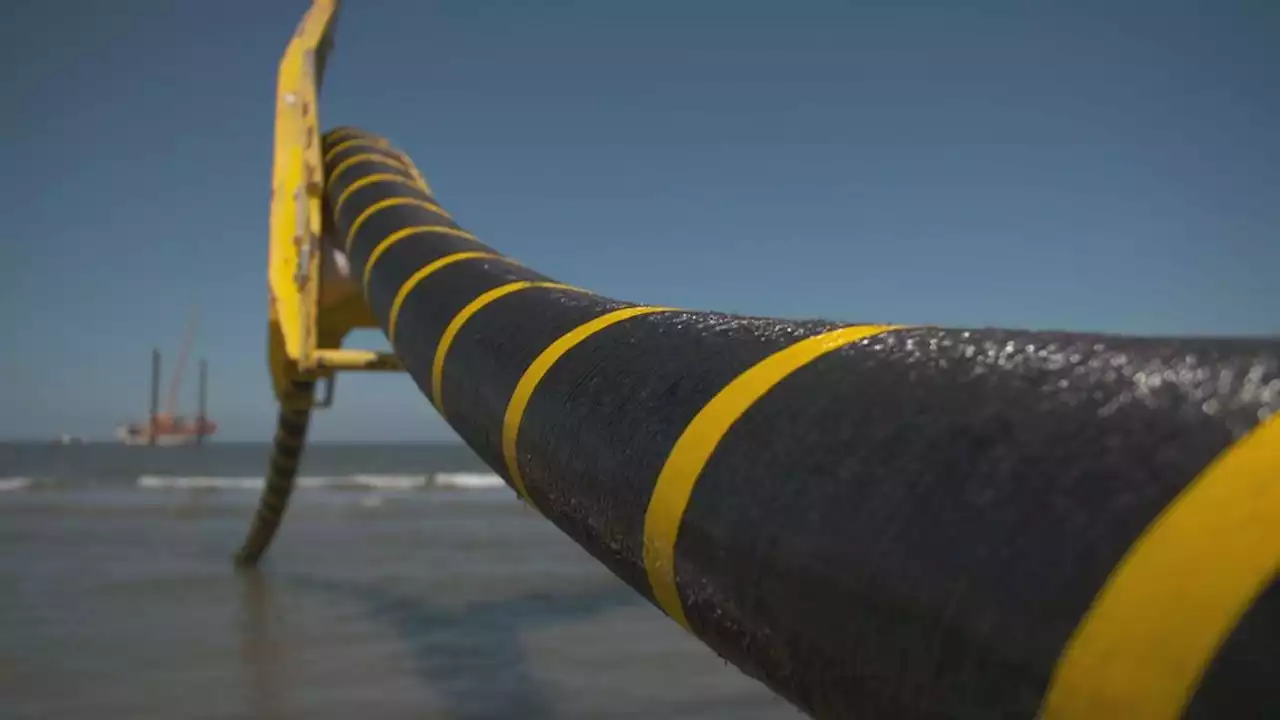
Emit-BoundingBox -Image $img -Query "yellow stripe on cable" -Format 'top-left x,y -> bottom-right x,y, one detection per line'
1041,411 -> 1280,720
323,127 -> 369,145
503,306 -> 676,502
334,174 -> 431,219
345,197 -> 453,253
431,281 -> 578,414
643,324 -> 903,630
389,148 -> 435,196
323,137 -> 388,163
327,152 -> 411,187
363,226 -> 480,292
386,251 -> 504,344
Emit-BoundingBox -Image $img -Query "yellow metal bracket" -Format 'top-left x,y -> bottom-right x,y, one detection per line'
267,0 -> 403,410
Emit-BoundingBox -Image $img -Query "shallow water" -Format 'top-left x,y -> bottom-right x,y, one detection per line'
0,443 -> 800,719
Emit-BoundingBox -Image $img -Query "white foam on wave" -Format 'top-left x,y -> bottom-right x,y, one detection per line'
434,472 -> 505,489
0,477 -> 33,492
298,477 -> 343,488
134,473 -> 504,491
138,475 -> 265,490
351,474 -> 430,490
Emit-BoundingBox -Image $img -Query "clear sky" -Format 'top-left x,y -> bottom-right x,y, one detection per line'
2,0 -> 1276,442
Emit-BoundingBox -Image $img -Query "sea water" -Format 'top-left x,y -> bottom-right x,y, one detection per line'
0,442 -> 799,719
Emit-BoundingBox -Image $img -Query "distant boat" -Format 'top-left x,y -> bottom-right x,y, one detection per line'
118,312 -> 217,446
54,434 -> 86,445
116,416 -> 217,446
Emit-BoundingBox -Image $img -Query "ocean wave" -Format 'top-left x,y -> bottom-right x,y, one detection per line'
0,477 -> 33,492
350,474 -> 430,490
134,473 -> 505,491
137,476 -> 265,490
435,472 -> 505,489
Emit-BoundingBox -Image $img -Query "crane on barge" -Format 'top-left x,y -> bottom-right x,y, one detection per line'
116,312 -> 217,446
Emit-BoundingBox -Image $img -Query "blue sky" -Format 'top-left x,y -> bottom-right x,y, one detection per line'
2,0 -> 1276,442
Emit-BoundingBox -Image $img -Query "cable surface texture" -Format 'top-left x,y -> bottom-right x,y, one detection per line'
322,127 -> 1279,720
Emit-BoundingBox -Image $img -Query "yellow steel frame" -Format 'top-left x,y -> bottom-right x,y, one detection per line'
267,0 -> 403,409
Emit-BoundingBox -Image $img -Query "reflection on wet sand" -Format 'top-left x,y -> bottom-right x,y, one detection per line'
237,568 -> 641,719
239,569 -> 287,719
